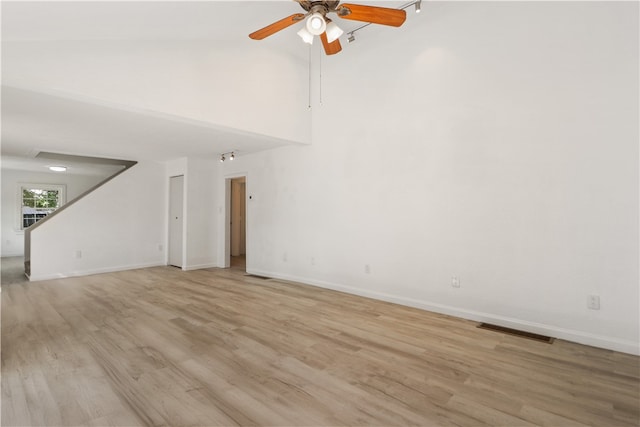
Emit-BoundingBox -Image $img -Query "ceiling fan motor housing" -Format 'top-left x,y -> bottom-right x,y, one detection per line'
299,1 -> 341,14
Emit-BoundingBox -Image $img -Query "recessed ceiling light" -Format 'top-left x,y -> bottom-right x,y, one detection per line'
49,166 -> 67,172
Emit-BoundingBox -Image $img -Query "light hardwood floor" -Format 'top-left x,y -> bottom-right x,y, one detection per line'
2,263 -> 639,426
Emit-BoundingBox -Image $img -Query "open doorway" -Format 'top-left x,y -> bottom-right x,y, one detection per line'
227,176 -> 246,271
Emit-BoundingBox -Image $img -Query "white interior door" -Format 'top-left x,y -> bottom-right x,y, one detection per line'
169,175 -> 184,267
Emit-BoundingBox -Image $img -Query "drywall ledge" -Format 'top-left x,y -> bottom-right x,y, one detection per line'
247,268 -> 640,356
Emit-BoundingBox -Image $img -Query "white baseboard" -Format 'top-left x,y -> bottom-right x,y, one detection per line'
247,268 -> 640,356
183,263 -> 218,271
28,262 -> 165,282
1,251 -> 24,258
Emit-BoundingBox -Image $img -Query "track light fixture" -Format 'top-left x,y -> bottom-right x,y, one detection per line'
219,151 -> 235,162
346,0 -> 421,43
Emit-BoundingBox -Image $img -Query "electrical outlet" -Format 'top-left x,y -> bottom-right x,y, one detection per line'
158,244 -> 163,252
451,276 -> 460,288
588,295 -> 600,310
75,250 -> 82,259
311,257 -> 315,266
282,252 -> 288,262
365,264 -> 371,274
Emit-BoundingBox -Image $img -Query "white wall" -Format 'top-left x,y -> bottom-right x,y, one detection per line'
166,157 -> 219,270
185,157 -> 218,270
219,2 -> 639,354
1,169 -> 106,257
29,161 -> 166,280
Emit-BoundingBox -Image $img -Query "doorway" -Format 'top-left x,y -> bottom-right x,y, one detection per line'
227,176 -> 246,271
168,175 -> 184,268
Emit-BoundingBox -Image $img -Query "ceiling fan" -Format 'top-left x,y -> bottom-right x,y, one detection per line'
249,1 -> 407,56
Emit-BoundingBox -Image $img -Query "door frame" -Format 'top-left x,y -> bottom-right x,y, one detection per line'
223,173 -> 248,269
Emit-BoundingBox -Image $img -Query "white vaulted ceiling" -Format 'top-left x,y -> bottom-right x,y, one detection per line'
1,1 -> 401,44
2,2 -> 298,43
1,1 -> 403,166
1,2 -> 305,164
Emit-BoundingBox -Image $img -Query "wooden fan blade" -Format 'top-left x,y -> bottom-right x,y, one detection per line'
336,4 -> 406,27
320,31 -> 342,55
249,13 -> 305,40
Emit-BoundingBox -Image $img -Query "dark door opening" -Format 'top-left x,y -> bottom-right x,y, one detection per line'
229,177 -> 246,271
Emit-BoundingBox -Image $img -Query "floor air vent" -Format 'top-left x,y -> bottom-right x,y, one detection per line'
477,323 -> 554,343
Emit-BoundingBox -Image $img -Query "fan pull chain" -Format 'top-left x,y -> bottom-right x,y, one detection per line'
308,44 -> 312,110
319,46 -> 323,105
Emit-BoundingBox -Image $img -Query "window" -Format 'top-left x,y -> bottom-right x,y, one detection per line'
19,184 -> 66,230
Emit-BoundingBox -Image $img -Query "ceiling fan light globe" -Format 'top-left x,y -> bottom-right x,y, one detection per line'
306,13 -> 327,35
297,27 -> 314,44
325,21 -> 344,43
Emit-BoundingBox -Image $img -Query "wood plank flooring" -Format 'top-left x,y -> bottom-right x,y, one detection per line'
2,264 -> 639,426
